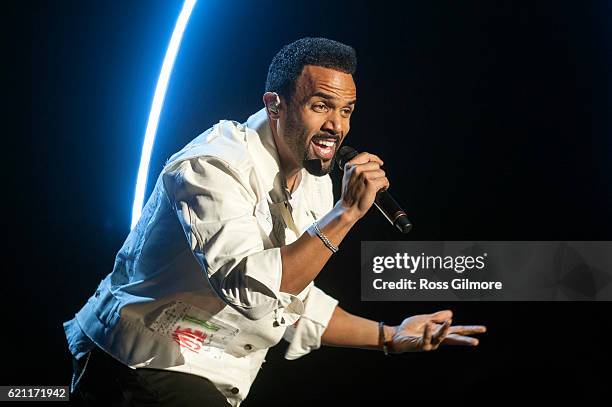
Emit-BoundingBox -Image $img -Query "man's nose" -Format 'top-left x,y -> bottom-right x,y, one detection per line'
322,110 -> 343,135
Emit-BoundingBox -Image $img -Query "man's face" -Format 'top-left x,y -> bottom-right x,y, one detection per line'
278,65 -> 357,176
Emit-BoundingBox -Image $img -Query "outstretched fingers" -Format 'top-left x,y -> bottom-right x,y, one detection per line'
448,325 -> 487,336
443,333 -> 481,346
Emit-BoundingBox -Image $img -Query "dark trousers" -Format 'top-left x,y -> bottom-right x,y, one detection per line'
70,347 -> 231,407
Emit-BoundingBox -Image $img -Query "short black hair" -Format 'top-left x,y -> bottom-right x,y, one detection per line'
265,37 -> 357,104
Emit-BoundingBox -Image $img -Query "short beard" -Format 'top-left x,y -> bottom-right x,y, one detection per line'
303,155 -> 336,176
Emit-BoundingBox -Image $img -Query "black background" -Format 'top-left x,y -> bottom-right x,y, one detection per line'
7,0 -> 612,405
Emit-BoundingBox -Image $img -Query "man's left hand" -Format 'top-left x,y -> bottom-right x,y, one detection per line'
388,310 -> 486,353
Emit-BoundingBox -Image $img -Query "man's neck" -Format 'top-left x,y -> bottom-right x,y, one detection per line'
267,120 -> 303,194
285,167 -> 302,194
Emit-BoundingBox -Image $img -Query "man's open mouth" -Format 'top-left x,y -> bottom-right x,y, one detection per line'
310,137 -> 338,160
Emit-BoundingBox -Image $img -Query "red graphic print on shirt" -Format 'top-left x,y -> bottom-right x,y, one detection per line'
172,326 -> 208,353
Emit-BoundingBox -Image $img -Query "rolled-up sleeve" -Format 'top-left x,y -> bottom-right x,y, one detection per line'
283,285 -> 339,360
162,156 -> 304,322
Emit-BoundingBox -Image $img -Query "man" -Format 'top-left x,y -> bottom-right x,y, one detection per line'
64,37 -> 486,406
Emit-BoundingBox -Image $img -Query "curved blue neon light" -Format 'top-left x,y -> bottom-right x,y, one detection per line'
131,0 -> 197,230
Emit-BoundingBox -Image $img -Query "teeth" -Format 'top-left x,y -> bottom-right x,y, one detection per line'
314,139 -> 335,147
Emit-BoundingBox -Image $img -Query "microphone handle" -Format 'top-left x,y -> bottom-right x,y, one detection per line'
374,191 -> 413,233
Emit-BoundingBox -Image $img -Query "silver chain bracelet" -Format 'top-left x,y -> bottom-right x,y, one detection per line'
312,221 -> 339,253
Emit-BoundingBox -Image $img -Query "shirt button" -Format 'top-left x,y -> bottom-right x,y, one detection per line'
231,387 -> 239,395
243,344 -> 253,351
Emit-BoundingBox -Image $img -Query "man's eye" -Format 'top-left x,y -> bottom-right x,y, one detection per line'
313,103 -> 327,112
341,108 -> 353,116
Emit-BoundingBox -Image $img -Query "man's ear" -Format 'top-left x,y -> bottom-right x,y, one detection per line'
263,92 -> 282,119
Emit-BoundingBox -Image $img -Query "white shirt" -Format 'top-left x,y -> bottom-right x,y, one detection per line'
63,108 -> 339,406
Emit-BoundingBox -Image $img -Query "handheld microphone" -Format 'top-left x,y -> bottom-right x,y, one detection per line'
337,146 -> 413,234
